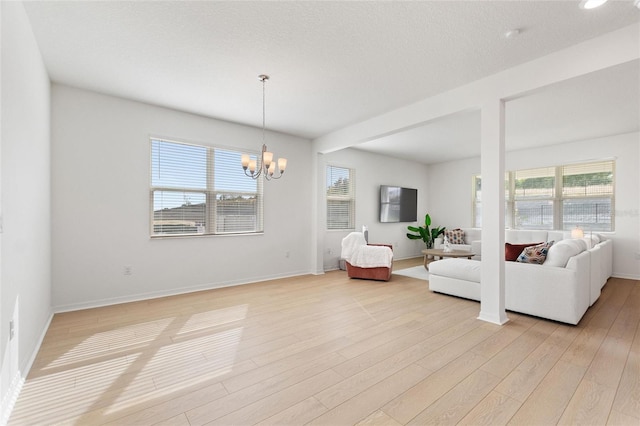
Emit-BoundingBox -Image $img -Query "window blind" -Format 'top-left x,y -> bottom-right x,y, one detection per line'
513,167 -> 555,199
562,161 -> 614,197
327,165 -> 355,230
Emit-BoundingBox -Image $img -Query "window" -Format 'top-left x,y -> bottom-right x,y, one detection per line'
150,138 -> 263,236
513,167 -> 555,230
561,161 -> 614,231
326,165 -> 355,230
473,160 -> 614,231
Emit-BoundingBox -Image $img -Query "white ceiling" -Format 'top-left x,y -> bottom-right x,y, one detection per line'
356,60 -> 640,164
22,1 -> 640,164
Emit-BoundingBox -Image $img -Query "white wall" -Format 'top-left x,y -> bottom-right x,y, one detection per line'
320,148 -> 430,270
51,85 -> 312,311
427,156 -> 479,229
428,132 -> 640,279
1,2 -> 52,421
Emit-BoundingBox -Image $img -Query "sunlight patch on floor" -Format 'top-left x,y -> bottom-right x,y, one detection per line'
11,306 -> 249,424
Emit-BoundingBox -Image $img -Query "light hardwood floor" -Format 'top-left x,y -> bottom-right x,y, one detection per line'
9,258 -> 640,425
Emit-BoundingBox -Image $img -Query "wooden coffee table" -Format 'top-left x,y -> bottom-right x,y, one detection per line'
422,248 -> 475,270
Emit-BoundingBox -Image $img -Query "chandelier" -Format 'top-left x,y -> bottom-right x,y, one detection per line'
241,75 -> 287,180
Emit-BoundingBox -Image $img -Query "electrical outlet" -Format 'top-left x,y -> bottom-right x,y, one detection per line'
123,266 -> 133,275
9,320 -> 15,340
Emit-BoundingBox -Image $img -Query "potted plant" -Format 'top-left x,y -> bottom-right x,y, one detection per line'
406,214 -> 445,249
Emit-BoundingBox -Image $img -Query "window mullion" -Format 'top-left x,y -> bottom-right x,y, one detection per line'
555,166 -> 563,230
507,172 -> 516,229
207,148 -> 216,234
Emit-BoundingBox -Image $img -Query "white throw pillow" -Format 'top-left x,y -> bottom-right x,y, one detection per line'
544,239 -> 585,267
591,233 -> 602,244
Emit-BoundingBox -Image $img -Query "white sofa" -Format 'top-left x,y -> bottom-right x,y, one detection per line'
429,230 -> 613,324
437,228 -> 569,259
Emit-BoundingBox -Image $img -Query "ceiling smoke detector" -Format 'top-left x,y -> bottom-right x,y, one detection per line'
504,29 -> 521,39
579,0 -> 609,9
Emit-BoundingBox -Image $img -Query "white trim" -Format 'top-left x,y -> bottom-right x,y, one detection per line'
612,273 -> 640,280
53,271 -> 311,313
477,313 -> 510,325
22,312 -> 54,383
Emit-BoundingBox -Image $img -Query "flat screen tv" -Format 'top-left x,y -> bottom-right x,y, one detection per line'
379,185 -> 417,223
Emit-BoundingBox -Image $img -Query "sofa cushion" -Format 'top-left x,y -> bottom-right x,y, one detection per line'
428,258 -> 480,282
505,242 -> 543,261
506,230 -> 549,245
349,245 -> 393,268
544,238 -> 586,267
451,244 -> 472,252
445,228 -> 465,245
516,241 -> 553,264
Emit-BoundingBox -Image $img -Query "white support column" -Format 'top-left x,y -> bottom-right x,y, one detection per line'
478,98 -> 508,325
310,151 -> 325,275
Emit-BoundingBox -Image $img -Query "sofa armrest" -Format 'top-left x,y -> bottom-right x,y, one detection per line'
588,244 -> 602,305
470,240 -> 482,260
504,250 -> 590,324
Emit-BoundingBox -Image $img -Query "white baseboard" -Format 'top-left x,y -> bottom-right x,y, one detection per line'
53,270 -> 312,313
23,312 -> 54,380
1,371 -> 24,426
612,272 -> 640,280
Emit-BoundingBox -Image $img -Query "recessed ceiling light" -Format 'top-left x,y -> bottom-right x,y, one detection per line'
635,0 -> 640,9
579,0 -> 609,9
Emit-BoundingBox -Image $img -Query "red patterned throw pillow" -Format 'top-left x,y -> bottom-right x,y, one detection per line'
505,242 -> 543,262
516,241 -> 554,264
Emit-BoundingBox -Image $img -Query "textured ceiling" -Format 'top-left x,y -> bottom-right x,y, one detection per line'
356,59 -> 640,164
22,0 -> 640,162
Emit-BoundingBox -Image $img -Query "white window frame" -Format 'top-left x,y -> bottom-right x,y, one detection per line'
326,165 -> 356,230
150,138 -> 263,237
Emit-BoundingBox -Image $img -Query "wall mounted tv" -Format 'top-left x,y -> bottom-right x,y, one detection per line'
379,185 -> 418,223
